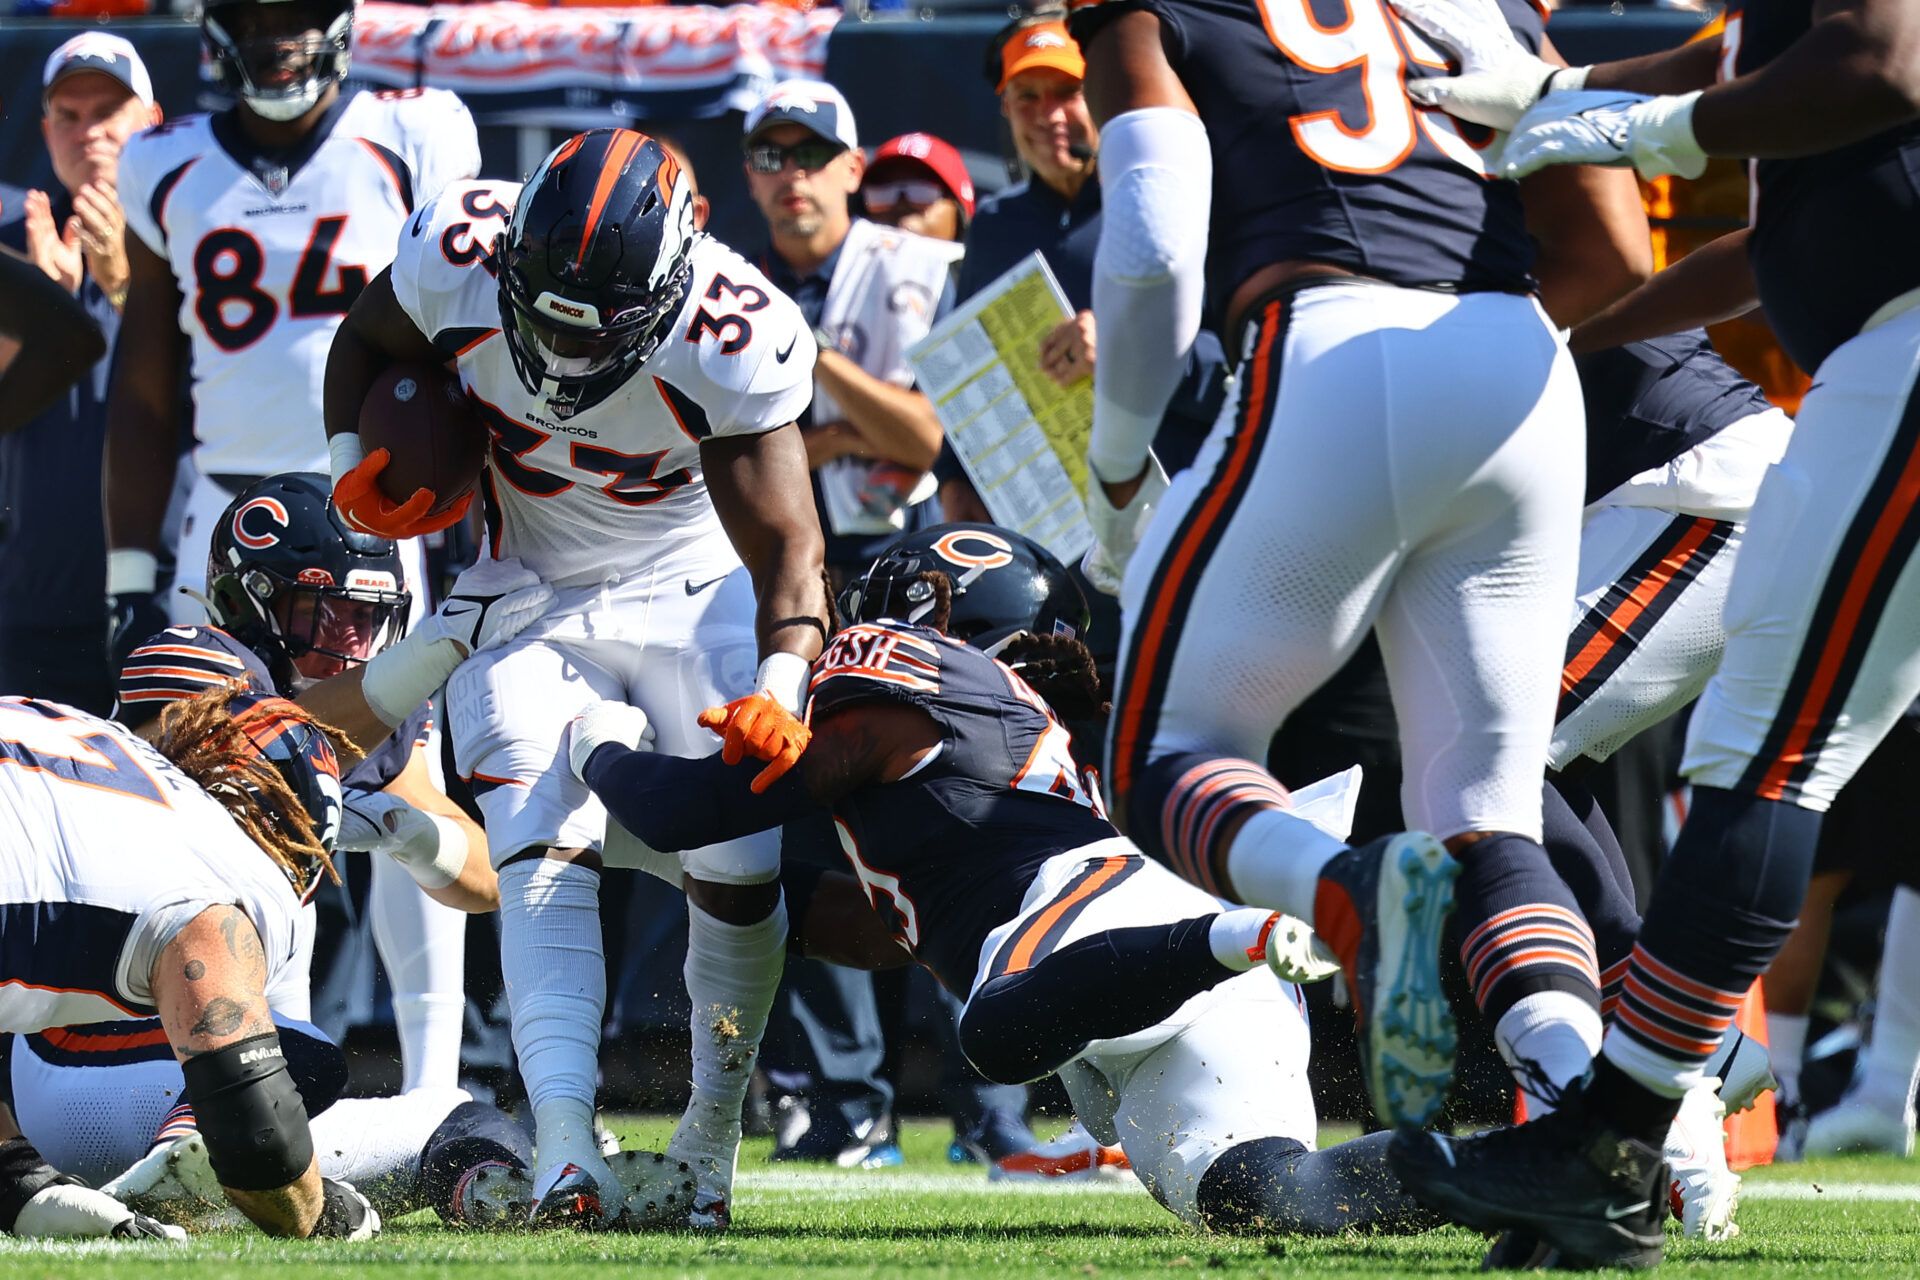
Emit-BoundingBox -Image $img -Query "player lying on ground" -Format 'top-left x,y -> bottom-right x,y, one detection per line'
0,689 -> 379,1239
565,526 -> 1441,1234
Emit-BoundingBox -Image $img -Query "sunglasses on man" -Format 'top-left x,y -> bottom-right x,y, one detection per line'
863,178 -> 949,213
745,137 -> 847,174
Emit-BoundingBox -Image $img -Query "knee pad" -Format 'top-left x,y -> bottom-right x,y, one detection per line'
275,1020 -> 348,1119
1194,1135 -> 1310,1233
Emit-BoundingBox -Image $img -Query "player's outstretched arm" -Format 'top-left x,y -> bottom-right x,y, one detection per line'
0,246 -> 103,434
700,423 -> 831,791
103,237 -> 189,655
0,1100 -> 183,1240
1569,229 -> 1760,355
356,746 -> 498,911
150,905 -> 324,1238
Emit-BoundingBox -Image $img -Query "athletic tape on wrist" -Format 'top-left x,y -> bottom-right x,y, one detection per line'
755,651 -> 812,714
107,548 -> 159,597
328,432 -> 366,490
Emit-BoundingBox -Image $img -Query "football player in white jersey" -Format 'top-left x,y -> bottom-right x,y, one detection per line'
103,0 -> 479,649
322,128 -> 828,1229
103,0 -> 480,1107
0,689 -> 377,1240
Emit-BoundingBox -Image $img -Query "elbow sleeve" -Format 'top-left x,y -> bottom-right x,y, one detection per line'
1090,108 -> 1213,482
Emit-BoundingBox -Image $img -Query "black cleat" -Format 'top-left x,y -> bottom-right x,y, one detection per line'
1388,1083 -> 1667,1271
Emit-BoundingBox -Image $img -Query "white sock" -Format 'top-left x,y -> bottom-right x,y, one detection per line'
1207,909 -> 1278,972
370,851 -> 468,1093
1861,885 -> 1920,1114
497,857 -> 608,1189
1496,990 -> 1603,1117
1766,1011 -> 1808,1106
310,1087 -> 471,1212
671,893 -> 787,1195
1221,806 -> 1347,918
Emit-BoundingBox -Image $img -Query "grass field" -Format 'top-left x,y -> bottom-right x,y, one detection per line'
4,1119 -> 1918,1277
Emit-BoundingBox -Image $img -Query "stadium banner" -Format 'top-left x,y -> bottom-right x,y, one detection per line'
350,1 -> 842,126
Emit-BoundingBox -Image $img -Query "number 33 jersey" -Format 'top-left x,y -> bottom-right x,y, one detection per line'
390,178 -> 816,586
117,89 -> 480,479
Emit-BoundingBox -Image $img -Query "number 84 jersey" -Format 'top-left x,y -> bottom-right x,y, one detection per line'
117,89 -> 480,479
390,179 -> 816,586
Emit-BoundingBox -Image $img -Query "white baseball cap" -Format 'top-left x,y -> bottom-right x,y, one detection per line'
43,32 -> 155,108
744,79 -> 858,153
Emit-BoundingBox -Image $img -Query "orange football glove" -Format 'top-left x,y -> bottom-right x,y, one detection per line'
333,448 -> 472,539
697,691 -> 811,794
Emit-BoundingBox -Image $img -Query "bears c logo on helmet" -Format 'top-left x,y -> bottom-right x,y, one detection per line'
931,529 -> 1015,570
231,497 -> 291,552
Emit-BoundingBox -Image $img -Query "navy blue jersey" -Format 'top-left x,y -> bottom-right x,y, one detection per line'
1067,0 -> 1541,310
1577,330 -> 1774,503
1729,0 -> 1920,371
346,701 -> 429,793
809,622 -> 1118,992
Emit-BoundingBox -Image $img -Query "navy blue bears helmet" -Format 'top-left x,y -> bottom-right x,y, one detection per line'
206,472 -> 410,691
496,128 -> 698,415
839,524 -> 1091,656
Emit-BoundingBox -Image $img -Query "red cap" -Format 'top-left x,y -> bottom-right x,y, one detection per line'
867,133 -> 975,219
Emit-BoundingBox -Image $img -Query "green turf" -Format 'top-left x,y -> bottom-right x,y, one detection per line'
3,1119 -> 1914,1277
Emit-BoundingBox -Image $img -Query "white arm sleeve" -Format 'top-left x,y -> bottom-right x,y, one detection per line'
1088,107 -> 1213,484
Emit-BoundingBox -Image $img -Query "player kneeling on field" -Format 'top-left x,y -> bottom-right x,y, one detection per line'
0,689 -> 380,1239
568,526 -> 1437,1235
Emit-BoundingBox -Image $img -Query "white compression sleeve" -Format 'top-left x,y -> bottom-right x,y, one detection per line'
369,853 -> 469,1093
1089,107 -> 1213,484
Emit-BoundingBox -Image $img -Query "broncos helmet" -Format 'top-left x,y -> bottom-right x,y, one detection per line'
206,472 -> 409,692
496,129 -> 698,416
225,691 -> 345,890
202,0 -> 353,124
839,524 -> 1090,656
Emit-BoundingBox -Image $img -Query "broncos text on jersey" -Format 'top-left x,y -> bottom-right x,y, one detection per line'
117,88 -> 480,478
809,621 -> 1115,993
389,179 -> 816,586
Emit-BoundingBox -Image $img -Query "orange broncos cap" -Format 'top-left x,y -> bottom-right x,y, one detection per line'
997,20 -> 1085,93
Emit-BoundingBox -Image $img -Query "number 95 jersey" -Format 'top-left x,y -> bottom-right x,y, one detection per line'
118,89 -> 480,479
390,179 -> 815,586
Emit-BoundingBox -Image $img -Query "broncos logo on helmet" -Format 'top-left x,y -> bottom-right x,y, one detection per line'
495,129 -> 699,416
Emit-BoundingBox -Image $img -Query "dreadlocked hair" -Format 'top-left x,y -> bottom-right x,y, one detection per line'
152,682 -> 360,898
998,631 -> 1108,725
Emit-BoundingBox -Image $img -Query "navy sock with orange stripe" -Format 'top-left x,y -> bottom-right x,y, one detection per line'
1602,785 -> 1821,1118
1452,833 -> 1601,1025
957,917 -> 1232,1085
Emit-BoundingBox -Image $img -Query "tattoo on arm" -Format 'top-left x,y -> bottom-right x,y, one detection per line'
218,908 -> 265,972
184,959 -> 206,981
190,997 -> 249,1039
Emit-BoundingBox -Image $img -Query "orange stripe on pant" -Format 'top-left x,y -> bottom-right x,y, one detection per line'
1110,301 -> 1285,811
1754,431 -> 1920,799
1561,516 -> 1719,695
998,856 -> 1132,977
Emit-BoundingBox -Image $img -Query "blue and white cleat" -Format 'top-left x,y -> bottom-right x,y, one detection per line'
1312,832 -> 1459,1129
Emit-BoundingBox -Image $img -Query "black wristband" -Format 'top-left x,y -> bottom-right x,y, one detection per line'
0,1137 -> 78,1233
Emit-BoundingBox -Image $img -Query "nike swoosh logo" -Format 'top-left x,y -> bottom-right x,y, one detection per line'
685,575 -> 728,596
775,335 -> 798,363
1603,1200 -> 1653,1221
443,601 -> 481,620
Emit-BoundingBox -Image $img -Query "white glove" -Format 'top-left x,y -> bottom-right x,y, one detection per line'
12,1182 -> 187,1241
360,556 -> 555,727
1499,89 -> 1706,181
1080,454 -> 1170,598
338,787 -> 467,889
1388,0 -> 1586,131
568,701 -> 656,783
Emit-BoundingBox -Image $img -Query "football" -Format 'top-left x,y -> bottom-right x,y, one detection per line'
357,362 -> 487,515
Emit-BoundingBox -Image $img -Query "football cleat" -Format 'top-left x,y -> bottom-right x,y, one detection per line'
1706,1027 -> 1776,1116
1665,1080 -> 1741,1241
102,1133 -> 245,1232
1804,1087 -> 1918,1158
1388,1078 -> 1668,1270
1312,832 -> 1460,1129
608,1150 -> 699,1229
1263,912 -> 1340,985
449,1159 -> 534,1230
989,1123 -> 1132,1183
528,1162 -> 619,1231
950,1108 -> 1043,1165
